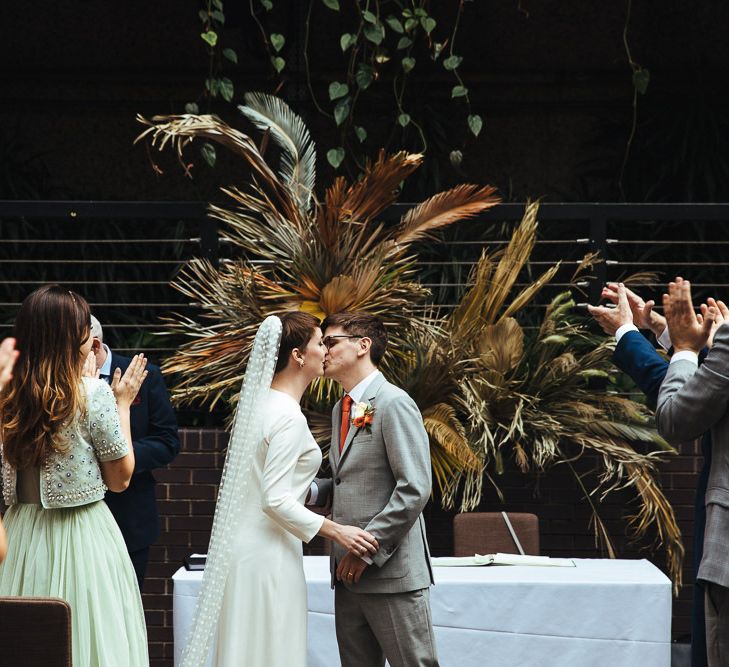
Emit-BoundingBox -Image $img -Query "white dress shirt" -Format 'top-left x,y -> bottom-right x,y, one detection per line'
614,324 -> 694,365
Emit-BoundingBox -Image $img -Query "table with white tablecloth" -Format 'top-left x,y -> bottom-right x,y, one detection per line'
173,555 -> 671,667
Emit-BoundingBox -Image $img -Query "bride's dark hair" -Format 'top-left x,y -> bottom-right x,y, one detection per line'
274,312 -> 320,373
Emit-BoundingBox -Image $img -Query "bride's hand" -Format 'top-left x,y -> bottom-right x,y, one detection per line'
112,354 -> 148,408
335,525 -> 379,557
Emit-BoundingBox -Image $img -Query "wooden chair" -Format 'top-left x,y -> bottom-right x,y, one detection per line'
453,512 -> 540,557
0,597 -> 72,667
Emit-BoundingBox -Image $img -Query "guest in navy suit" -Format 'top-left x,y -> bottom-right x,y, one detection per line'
90,316 -> 180,588
589,283 -> 716,667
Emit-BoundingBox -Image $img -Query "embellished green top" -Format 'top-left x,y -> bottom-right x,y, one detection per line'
1,377 -> 128,509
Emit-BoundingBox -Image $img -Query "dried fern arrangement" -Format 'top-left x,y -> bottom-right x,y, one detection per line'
137,94 -> 683,590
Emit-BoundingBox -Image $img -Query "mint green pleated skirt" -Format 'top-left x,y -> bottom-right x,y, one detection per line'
0,500 -> 149,667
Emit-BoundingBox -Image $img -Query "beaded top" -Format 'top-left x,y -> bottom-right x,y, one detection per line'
1,377 -> 128,509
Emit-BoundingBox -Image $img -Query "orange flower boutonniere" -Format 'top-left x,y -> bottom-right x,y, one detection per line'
351,401 -> 375,432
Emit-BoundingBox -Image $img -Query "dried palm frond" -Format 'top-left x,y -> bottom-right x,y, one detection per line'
393,184 -> 500,247
450,284 -> 683,585
238,92 -> 316,211
136,113 -> 301,224
137,96 -> 500,478
340,151 -> 423,224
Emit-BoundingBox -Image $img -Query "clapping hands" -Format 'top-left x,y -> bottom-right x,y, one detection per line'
662,277 -> 721,353
111,354 -> 148,408
587,282 -> 667,337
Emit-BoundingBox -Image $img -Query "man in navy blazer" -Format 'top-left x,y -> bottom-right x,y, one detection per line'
91,316 -> 180,588
589,283 -> 712,667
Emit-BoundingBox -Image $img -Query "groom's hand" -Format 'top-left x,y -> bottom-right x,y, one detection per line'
336,552 -> 368,584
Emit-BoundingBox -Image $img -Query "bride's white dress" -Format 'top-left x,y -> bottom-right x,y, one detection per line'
213,388 -> 325,666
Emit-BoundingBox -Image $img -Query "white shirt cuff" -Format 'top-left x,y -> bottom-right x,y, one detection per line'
360,554 -> 373,565
657,327 -> 672,351
615,323 -> 638,343
670,350 -> 698,366
308,482 -> 318,505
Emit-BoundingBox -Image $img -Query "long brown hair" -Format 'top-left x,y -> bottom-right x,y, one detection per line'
0,285 -> 91,469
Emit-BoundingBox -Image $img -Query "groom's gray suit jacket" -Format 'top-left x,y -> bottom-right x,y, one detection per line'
322,373 -> 434,594
656,325 -> 729,589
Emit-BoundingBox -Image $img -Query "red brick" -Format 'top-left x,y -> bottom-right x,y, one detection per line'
192,468 -> 222,484
157,500 -> 190,515
173,452 -> 218,468
168,484 -> 217,500
156,468 -> 192,484
144,609 -> 166,627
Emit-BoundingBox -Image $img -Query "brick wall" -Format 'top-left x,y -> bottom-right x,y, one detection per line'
147,428 -> 703,665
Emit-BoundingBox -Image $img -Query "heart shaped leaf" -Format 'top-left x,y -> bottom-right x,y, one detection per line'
327,147 -> 345,169
328,81 -> 349,101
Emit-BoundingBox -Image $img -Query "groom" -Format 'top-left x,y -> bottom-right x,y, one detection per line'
317,312 -> 438,667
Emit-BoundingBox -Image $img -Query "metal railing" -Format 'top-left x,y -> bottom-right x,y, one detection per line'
0,201 -> 209,362
3,201 -> 729,363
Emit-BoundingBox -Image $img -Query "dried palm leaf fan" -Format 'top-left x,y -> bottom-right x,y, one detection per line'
136,91 -> 500,476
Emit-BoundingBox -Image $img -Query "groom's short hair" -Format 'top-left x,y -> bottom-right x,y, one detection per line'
322,312 -> 388,365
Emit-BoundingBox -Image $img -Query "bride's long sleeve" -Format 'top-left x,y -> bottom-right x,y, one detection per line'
261,412 -> 325,543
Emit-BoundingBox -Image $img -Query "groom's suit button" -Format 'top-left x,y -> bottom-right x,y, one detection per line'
334,477 -> 341,485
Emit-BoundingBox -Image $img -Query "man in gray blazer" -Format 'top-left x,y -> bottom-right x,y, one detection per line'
317,311 -> 438,667
655,277 -> 729,667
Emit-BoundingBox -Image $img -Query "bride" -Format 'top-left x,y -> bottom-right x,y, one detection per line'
181,312 -> 378,667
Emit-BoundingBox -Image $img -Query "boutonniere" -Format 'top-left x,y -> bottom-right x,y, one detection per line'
351,401 -> 375,431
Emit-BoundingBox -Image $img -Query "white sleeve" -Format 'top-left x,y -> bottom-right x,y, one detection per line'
615,323 -> 639,343
670,350 -> 698,365
261,413 -> 324,543
657,326 -> 672,351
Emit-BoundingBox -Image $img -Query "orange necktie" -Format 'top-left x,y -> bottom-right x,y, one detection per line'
339,394 -> 353,453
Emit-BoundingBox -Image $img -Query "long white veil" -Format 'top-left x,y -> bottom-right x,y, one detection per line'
180,315 -> 282,667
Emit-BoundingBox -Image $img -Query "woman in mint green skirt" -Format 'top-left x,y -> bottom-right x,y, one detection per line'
0,285 -> 149,666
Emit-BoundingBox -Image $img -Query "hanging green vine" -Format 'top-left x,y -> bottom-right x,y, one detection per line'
188,0 -> 481,175
185,0 -> 240,166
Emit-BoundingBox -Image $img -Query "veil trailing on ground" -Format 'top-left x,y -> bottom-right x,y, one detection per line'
180,315 -> 282,667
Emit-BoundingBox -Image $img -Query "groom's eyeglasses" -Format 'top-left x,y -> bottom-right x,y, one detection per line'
323,335 -> 362,350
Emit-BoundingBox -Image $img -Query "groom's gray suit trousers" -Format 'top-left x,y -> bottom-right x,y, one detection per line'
335,585 -> 438,667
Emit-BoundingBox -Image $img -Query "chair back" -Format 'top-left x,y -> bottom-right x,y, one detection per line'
453,512 -> 540,556
0,596 -> 72,666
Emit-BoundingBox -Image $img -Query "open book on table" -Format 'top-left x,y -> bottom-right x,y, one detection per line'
431,553 -> 576,567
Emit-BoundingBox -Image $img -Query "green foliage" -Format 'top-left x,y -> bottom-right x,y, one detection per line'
187,1 -> 482,178
326,147 -> 345,169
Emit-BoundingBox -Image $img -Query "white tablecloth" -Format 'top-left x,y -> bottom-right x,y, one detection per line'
173,555 -> 671,667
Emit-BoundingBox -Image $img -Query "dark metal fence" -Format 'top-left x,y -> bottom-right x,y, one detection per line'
0,201 -> 209,362
3,201 -> 729,361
